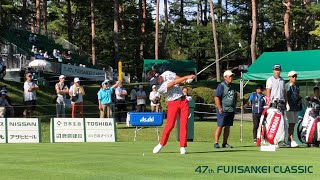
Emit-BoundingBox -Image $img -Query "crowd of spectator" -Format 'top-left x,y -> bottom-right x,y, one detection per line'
27,33 -> 86,67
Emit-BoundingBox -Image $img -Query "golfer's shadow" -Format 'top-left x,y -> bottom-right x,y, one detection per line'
162,149 -> 254,154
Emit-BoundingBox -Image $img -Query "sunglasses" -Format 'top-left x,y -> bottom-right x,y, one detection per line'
291,75 -> 297,78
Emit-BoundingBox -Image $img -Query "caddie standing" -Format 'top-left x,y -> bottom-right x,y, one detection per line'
285,71 -> 301,148
214,70 -> 237,149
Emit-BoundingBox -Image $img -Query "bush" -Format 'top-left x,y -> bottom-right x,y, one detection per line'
192,87 -> 216,115
192,87 -> 215,105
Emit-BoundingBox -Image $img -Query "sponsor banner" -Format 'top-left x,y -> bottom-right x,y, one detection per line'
85,118 -> 116,142
51,118 -> 85,143
0,118 -> 6,143
7,118 -> 40,143
129,112 -> 164,126
61,64 -> 106,80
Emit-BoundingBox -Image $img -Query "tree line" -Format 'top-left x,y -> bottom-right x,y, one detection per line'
1,0 -> 320,79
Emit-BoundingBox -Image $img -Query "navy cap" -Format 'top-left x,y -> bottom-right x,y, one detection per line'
273,64 -> 281,70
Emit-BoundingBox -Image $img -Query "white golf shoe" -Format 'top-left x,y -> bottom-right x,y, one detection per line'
180,147 -> 187,155
291,141 -> 298,148
153,144 -> 163,154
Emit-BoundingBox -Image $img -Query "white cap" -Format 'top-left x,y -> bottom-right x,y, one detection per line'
288,71 -> 298,77
1,90 -> 6,95
139,85 -> 143,89
74,77 -> 80,82
59,75 -> 66,79
152,85 -> 156,89
223,70 -> 234,77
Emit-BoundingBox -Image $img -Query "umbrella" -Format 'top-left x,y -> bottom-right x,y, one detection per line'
28,59 -> 52,69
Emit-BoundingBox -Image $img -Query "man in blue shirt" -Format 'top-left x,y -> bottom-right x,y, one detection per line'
243,84 -> 265,144
98,80 -> 119,118
214,70 -> 237,148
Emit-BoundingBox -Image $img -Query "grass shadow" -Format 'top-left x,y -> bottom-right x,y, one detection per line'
162,149 -> 255,154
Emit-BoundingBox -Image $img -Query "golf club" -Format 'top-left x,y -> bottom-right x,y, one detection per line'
196,42 -> 243,76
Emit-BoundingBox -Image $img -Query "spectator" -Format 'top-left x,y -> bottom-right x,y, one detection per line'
285,71 -> 301,148
115,81 -> 127,122
182,87 -> 192,101
31,45 -> 36,53
55,75 -> 69,117
23,72 -> 39,117
98,80 -> 119,118
67,50 -> 72,60
62,50 -> 72,60
214,70 -> 237,149
44,51 -> 49,59
62,51 -> 67,59
149,85 -> 161,112
36,50 -> 44,59
32,47 -> 39,55
0,86 -> 12,106
69,77 -> 85,118
133,75 -> 138,83
243,84 -> 265,144
0,90 -> 14,117
136,85 -> 147,112
129,86 -> 137,111
53,49 -> 62,62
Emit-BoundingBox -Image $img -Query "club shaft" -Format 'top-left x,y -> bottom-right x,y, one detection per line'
196,48 -> 240,76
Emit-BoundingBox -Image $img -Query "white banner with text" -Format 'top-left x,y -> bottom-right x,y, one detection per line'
50,118 -> 116,143
61,64 -> 106,80
6,118 -> 40,143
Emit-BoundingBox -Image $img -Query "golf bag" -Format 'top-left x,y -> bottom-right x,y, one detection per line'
256,102 -> 286,146
297,97 -> 320,144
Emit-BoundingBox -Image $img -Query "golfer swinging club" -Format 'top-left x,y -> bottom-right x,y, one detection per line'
147,65 -> 195,154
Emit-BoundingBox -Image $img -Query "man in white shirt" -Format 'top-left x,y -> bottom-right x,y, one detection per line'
55,75 -> 69,117
149,85 -> 161,112
266,64 -> 289,147
136,85 -> 147,112
23,72 -> 39,117
115,81 -> 127,122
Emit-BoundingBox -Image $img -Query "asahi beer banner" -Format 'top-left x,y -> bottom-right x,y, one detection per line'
61,64 -> 105,80
7,118 -> 40,143
0,118 -> 6,143
85,118 -> 116,142
51,118 -> 85,143
50,118 -> 116,143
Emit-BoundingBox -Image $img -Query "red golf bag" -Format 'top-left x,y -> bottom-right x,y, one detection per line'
297,97 -> 320,144
256,107 -> 285,146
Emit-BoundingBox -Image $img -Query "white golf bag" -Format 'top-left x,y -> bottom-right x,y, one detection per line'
297,97 -> 320,144
256,107 -> 286,146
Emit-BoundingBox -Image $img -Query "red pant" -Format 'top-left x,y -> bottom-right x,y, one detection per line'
160,98 -> 189,147
72,102 -> 83,118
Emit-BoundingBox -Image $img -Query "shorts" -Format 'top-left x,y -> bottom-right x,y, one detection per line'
285,111 -> 299,123
25,100 -> 36,111
217,112 -> 235,127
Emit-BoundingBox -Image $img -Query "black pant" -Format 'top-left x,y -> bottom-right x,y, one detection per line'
252,113 -> 262,140
116,99 -> 127,122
